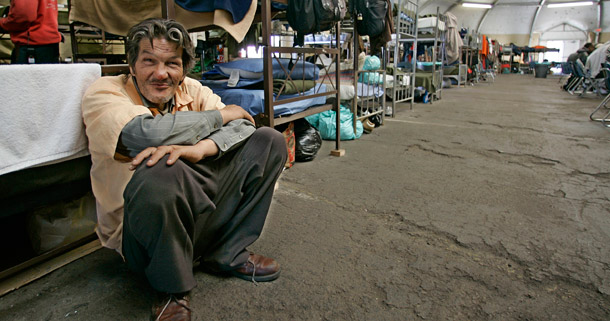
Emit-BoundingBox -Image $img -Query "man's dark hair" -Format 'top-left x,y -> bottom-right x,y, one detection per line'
125,18 -> 195,74
584,42 -> 594,50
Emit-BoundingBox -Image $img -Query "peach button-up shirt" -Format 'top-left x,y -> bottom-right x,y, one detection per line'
81,75 -> 225,255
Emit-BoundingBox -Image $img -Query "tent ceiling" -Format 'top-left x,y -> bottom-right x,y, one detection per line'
414,0 -> 606,44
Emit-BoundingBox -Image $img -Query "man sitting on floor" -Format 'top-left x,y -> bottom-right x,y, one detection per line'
81,18 -> 287,321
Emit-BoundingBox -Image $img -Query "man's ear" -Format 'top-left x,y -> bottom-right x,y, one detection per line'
129,66 -> 135,76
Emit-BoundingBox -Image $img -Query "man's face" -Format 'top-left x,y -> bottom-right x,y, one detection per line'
130,37 -> 185,107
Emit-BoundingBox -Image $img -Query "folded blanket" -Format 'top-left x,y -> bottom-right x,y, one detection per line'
0,64 -> 101,176
273,79 -> 316,95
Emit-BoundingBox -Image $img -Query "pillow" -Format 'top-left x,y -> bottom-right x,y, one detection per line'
213,58 -> 320,81
272,59 -> 320,80
215,59 -> 264,79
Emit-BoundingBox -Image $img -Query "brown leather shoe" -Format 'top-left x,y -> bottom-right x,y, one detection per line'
152,293 -> 191,321
228,253 -> 281,282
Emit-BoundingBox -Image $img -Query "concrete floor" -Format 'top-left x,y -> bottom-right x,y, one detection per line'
1,74 -> 609,320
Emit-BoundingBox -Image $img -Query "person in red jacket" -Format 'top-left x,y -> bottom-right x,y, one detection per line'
0,0 -> 62,64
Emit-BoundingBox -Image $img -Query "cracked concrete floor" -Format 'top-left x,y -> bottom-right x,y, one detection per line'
1,74 -> 609,320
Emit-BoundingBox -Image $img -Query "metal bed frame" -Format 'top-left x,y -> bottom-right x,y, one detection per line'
390,0 -> 419,114
259,0 -> 343,155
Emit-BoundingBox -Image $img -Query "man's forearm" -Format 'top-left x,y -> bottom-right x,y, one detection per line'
207,119 -> 257,158
117,110 -> 223,157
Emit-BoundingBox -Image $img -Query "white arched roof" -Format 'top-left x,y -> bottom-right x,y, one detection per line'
409,0 -> 607,45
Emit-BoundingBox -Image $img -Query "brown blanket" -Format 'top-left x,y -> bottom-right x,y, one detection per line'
69,0 -> 256,42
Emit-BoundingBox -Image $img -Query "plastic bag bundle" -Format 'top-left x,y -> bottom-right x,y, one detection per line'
305,104 -> 363,140
294,119 -> 322,162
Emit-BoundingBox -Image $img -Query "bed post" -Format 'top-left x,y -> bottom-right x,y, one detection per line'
261,0 -> 274,128
352,20 -> 359,135
161,0 -> 176,19
330,20 -> 345,157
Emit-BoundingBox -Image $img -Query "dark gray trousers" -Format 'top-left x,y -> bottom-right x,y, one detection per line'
122,127 -> 287,294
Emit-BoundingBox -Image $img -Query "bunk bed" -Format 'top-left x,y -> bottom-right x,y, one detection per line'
308,16 -> 388,134
70,0 -> 343,153
350,24 -> 388,131
460,30 -> 481,84
414,7 -> 446,101
441,12 -> 467,88
0,63 -> 105,288
389,0 -> 418,114
201,1 -> 343,152
260,0 -> 341,149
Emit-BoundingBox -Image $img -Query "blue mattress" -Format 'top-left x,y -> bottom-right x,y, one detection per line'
202,58 -> 320,88
204,83 -> 328,117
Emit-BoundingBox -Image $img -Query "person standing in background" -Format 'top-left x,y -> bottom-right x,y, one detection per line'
0,0 -> 61,64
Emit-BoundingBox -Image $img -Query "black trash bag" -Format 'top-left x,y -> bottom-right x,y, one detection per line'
294,119 -> 322,162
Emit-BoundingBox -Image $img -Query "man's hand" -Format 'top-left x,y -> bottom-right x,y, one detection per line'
129,139 -> 219,170
219,104 -> 255,125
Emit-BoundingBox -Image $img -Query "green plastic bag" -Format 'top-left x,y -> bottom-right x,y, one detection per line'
358,55 -> 383,84
306,105 -> 363,140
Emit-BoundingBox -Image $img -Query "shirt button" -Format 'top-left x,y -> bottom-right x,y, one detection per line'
224,144 -> 228,149
196,136 -> 201,140
239,135 -> 243,139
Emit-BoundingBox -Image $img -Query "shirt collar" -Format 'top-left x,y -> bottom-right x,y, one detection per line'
132,77 -> 175,114
129,75 -> 193,113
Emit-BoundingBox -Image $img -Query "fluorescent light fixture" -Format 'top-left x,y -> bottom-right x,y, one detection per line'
547,1 -> 594,8
462,2 -> 494,8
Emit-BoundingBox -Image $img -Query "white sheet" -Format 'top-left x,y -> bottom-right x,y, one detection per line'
0,64 -> 101,175
418,17 -> 446,31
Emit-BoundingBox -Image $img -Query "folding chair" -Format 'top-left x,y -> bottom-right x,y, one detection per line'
477,62 -> 494,84
589,65 -> 610,128
573,60 -> 604,97
558,62 -> 572,85
568,60 -> 586,95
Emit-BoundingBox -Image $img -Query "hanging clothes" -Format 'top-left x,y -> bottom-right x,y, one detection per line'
444,12 -> 463,65
175,0 -> 251,23
70,0 -> 257,42
370,0 -> 395,57
480,35 -> 489,69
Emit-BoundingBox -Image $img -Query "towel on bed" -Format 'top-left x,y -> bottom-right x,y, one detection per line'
0,64 -> 101,176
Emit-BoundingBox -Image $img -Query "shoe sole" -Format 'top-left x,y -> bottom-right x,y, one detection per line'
228,268 -> 281,282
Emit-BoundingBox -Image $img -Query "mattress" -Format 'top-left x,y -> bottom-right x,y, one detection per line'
418,16 -> 446,31
357,83 -> 384,98
317,78 -> 388,99
415,71 -> 441,94
205,83 -> 328,117
0,64 -> 101,176
203,58 -> 320,88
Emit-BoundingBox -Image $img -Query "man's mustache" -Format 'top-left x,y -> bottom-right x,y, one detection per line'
148,80 -> 173,86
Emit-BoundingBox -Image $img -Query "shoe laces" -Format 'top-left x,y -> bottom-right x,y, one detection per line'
155,294 -> 191,321
246,257 -> 258,285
